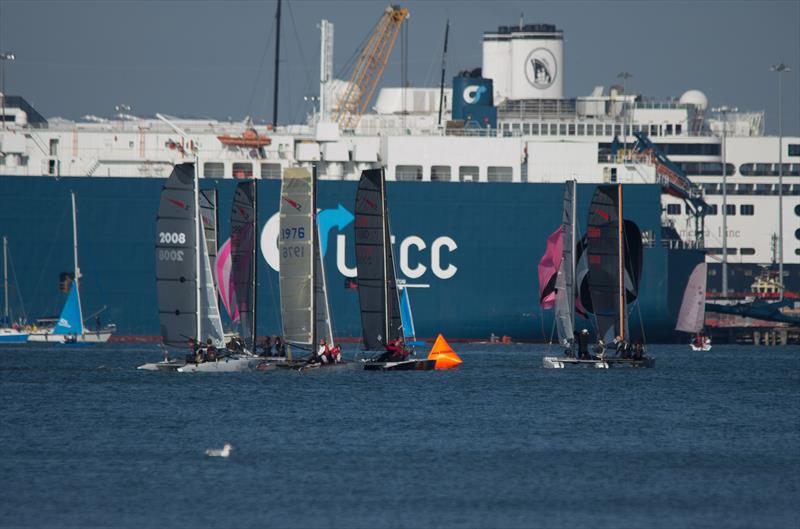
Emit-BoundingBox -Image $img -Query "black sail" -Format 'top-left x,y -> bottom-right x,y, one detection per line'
230,181 -> 256,348
586,185 -> 621,343
623,219 -> 643,303
155,163 -> 197,347
355,169 -> 402,350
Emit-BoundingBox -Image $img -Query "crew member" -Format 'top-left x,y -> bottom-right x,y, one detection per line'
205,338 -> 217,362
577,329 -> 590,359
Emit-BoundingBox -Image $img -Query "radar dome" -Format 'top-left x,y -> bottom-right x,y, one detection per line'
679,89 -> 708,111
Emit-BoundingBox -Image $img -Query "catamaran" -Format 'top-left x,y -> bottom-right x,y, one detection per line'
277,166 -> 345,370
355,169 -> 436,372
676,262 -> 712,351
543,183 -> 654,369
139,163 -> 258,372
0,236 -> 28,344
27,193 -> 116,344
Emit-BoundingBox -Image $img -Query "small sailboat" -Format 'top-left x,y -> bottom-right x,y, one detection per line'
676,262 -> 712,351
139,163 -> 257,372
0,236 -> 28,344
277,166 -> 344,370
355,168 -> 435,372
28,192 -> 116,344
543,184 -> 653,369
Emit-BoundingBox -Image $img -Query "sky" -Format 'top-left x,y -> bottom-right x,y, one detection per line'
1,0 -> 798,135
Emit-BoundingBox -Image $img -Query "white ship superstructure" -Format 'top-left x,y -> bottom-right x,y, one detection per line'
0,20 -> 797,290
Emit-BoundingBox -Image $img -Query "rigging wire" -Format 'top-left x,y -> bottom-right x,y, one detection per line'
8,246 -> 27,323
29,201 -> 70,319
246,11 -> 276,120
285,0 -> 314,124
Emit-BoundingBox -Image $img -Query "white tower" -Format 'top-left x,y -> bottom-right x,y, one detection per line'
482,23 -> 564,103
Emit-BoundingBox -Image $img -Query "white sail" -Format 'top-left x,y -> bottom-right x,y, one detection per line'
675,262 -> 707,333
554,181 -> 575,345
279,168 -> 315,346
199,224 -> 225,347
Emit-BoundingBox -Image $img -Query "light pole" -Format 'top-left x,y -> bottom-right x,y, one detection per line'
712,105 -> 737,297
618,72 -> 632,156
771,63 -> 789,300
0,52 -> 16,130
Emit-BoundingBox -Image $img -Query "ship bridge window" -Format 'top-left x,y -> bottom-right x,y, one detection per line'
665,124 -> 673,135
459,166 -> 479,182
233,162 -> 253,178
666,204 -> 681,215
675,124 -> 682,135
559,124 -> 567,135
522,123 -> 530,135
604,125 -> 613,136
740,248 -> 756,256
740,204 -> 754,215
49,139 -> 59,156
650,125 -> 659,137
550,124 -> 558,135
725,204 -> 736,216
431,165 -> 451,181
531,123 -> 540,135
740,163 -> 800,176
755,184 -> 772,194
705,204 -> 718,215
577,124 -> 585,136
260,163 -> 281,179
204,162 -> 224,178
677,162 -> 735,176
614,125 -> 621,136
396,165 -> 423,181
568,124 -> 576,136
487,166 -> 513,182
789,144 -> 800,157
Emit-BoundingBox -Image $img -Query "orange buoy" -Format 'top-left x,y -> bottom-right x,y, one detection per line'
427,334 -> 462,370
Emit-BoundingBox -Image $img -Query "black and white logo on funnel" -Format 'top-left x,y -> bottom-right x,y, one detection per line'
524,48 -> 557,90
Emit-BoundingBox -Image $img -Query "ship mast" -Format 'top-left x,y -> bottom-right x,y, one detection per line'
252,175 -> 258,351
311,164 -> 317,352
381,169 -> 389,344
71,191 -> 84,334
272,0 -> 282,128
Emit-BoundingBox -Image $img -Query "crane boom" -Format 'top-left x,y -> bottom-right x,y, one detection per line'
334,5 -> 408,130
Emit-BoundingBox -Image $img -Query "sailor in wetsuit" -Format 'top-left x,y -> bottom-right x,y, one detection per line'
376,338 -> 409,362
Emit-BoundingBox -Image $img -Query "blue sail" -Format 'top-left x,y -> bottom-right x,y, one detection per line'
53,284 -> 84,335
399,288 -> 425,346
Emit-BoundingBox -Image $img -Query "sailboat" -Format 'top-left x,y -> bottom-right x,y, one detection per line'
0,236 -> 28,344
28,192 -> 116,344
277,166 -> 343,370
355,168 -> 436,371
543,184 -> 653,369
676,262 -> 712,351
139,162 -> 257,371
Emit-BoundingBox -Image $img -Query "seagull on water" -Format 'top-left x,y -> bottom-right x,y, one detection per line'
205,443 -> 233,458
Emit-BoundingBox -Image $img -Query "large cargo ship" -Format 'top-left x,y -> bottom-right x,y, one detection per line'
0,16 -> 796,342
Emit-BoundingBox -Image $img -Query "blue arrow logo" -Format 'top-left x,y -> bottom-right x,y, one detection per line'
317,203 -> 354,256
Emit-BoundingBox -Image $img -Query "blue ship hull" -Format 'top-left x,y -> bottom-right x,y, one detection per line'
0,176 -> 703,342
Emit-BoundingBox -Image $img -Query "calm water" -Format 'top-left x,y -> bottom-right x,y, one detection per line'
1,343 -> 798,529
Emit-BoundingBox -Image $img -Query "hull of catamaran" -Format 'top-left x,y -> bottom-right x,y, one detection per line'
137,360 -> 186,371
542,356 -> 655,369
176,355 -> 260,373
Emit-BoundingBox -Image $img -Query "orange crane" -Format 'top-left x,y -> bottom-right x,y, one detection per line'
333,5 -> 409,130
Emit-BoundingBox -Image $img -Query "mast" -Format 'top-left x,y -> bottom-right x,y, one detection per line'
311,164 -> 317,351
570,180 -> 577,327
381,169 -> 389,344
3,236 -> 8,322
71,191 -> 84,332
437,19 -> 450,126
193,161 -> 201,343
272,0 -> 282,128
617,184 -> 625,341
252,175 -> 258,349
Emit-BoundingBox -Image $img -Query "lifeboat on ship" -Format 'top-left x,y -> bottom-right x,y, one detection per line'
217,128 -> 271,148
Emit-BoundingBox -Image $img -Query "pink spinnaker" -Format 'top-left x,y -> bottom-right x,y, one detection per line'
537,227 -> 563,309
216,238 -> 239,322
